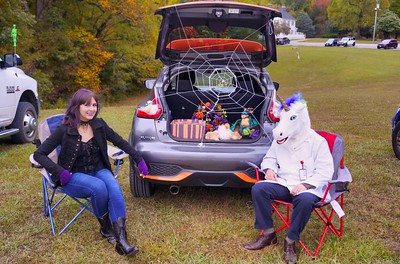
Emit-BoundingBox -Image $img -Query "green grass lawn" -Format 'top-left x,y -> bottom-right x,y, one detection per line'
1,46 -> 400,263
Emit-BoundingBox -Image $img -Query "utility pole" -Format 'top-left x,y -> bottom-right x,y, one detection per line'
372,0 -> 380,42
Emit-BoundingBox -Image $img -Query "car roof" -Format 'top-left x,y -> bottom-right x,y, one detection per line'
154,1 -> 282,68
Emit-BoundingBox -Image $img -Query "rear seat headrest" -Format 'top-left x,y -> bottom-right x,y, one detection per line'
177,71 -> 195,84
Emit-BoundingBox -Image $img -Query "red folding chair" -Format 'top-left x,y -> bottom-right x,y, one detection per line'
255,130 -> 352,258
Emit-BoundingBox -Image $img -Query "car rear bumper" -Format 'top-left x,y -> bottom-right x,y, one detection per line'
134,139 -> 269,187
142,166 -> 258,187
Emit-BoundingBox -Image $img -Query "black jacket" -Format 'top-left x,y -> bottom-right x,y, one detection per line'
33,118 -> 142,186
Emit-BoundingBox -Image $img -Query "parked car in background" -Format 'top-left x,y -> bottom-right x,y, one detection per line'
324,38 -> 338,46
276,37 -> 290,45
337,37 -> 356,47
377,39 -> 398,49
129,1 -> 283,197
0,53 -> 39,143
392,106 -> 400,159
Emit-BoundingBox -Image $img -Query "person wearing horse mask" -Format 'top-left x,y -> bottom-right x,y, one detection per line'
243,93 -> 334,264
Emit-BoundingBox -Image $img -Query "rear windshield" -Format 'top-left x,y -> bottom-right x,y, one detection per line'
167,69 -> 261,95
194,69 -> 236,93
167,25 -> 266,52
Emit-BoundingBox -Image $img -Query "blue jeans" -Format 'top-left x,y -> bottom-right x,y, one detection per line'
251,181 -> 320,241
61,168 -> 126,222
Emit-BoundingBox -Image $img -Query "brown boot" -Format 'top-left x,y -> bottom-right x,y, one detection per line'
283,238 -> 297,264
243,232 -> 277,250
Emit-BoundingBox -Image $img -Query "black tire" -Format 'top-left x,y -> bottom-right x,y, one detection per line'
10,102 -> 38,144
392,122 -> 400,159
129,160 -> 155,197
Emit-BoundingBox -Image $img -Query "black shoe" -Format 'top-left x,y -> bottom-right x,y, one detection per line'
243,232 -> 277,250
112,217 -> 139,256
97,212 -> 116,245
283,239 -> 297,264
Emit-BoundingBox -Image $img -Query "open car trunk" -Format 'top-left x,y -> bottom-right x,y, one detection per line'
163,69 -> 266,142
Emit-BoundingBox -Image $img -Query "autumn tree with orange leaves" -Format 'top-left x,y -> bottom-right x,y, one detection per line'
23,0 -> 179,106
3,0 -> 398,107
67,26 -> 113,93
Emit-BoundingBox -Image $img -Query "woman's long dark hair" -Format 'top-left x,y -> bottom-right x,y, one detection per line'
63,88 -> 100,128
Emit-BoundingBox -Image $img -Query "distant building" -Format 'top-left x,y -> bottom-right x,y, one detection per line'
273,6 -> 305,40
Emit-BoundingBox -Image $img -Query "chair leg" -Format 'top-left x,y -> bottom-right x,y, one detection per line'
43,176 -> 56,235
42,175 -> 94,235
272,201 -> 291,233
272,197 -> 347,258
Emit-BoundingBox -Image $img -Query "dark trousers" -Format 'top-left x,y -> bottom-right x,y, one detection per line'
251,181 -> 320,241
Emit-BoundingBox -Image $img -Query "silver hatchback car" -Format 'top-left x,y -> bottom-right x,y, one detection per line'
129,1 -> 283,197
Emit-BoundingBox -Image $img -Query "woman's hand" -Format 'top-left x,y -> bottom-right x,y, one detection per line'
137,159 -> 149,176
60,170 -> 72,186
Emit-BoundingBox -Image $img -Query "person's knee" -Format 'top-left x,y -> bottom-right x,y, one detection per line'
251,182 -> 265,195
293,193 -> 317,207
92,180 -> 108,196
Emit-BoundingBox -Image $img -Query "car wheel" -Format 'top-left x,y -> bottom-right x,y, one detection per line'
392,122 -> 400,159
10,101 -> 38,144
129,160 -> 155,197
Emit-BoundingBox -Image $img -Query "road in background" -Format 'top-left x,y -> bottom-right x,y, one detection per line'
290,41 -> 400,51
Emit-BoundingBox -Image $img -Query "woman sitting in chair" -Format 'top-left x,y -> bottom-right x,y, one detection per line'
34,88 -> 149,257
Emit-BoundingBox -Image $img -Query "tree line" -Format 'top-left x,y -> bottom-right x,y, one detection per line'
269,0 -> 400,39
1,0 -> 399,108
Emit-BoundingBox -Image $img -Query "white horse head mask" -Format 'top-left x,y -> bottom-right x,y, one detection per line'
273,93 -> 311,146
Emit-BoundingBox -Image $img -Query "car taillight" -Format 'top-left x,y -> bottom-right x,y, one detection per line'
268,92 -> 280,122
136,91 -> 163,119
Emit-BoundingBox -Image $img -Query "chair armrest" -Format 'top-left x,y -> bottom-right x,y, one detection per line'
29,154 -> 43,169
107,145 -> 129,160
332,181 -> 350,192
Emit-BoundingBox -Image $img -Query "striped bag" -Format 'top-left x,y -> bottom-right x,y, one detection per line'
170,119 -> 205,140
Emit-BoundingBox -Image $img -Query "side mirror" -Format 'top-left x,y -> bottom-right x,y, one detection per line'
273,81 -> 280,91
4,53 -> 23,67
144,79 -> 156,89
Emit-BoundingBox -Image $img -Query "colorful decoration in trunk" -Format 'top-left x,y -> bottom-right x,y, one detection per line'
192,101 -> 228,132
